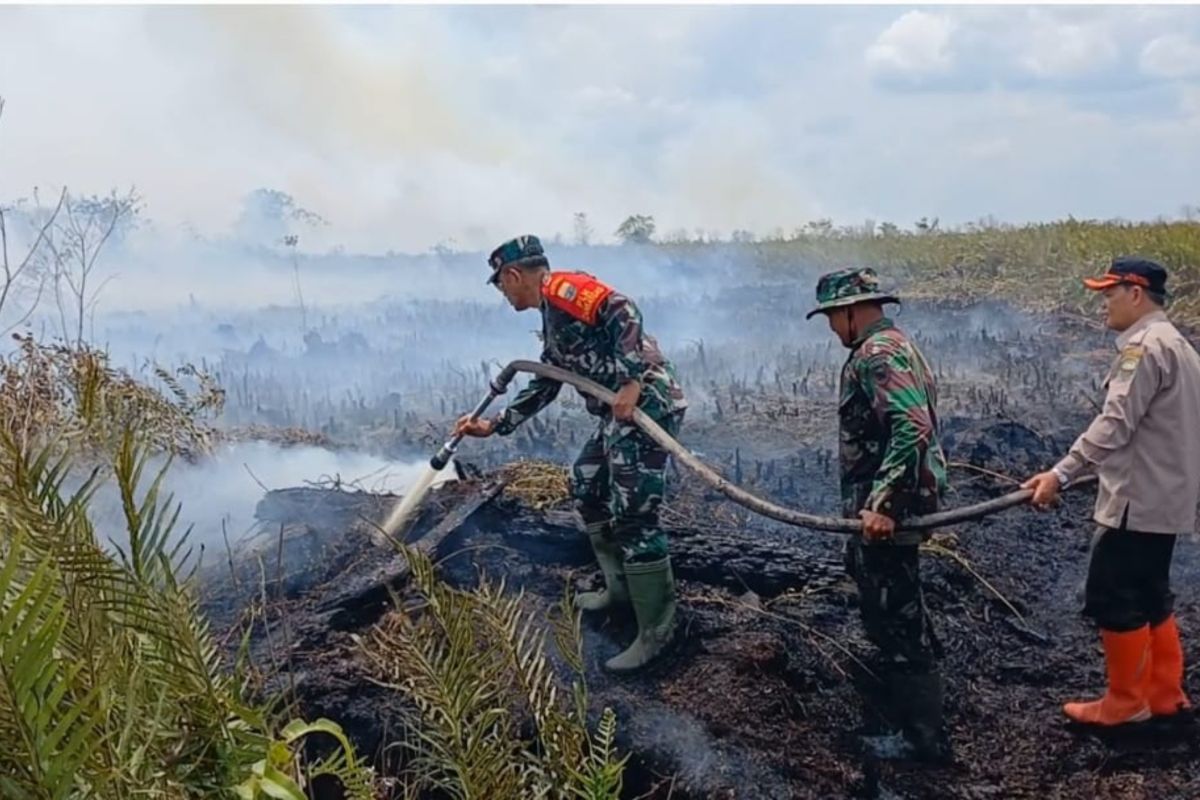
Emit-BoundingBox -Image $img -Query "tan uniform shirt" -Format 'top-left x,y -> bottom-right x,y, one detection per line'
1054,310 -> 1200,534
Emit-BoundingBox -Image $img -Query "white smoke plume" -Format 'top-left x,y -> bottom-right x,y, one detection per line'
85,442 -> 455,558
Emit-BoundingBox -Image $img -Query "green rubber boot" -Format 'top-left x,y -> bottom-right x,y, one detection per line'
605,557 -> 677,673
575,532 -> 629,612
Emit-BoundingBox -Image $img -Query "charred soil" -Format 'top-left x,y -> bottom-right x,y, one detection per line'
202,304 -> 1200,800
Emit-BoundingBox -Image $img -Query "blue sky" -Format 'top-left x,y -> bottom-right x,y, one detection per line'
1,5 -> 1198,252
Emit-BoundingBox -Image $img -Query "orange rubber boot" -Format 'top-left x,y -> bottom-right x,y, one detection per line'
1063,627 -> 1152,726
1148,615 -> 1192,717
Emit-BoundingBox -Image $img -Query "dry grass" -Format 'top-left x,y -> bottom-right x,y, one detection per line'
500,460 -> 572,510
664,219 -> 1200,327
222,423 -> 335,449
0,333 -> 224,460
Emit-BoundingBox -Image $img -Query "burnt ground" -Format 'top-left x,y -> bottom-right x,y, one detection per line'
201,304 -> 1200,800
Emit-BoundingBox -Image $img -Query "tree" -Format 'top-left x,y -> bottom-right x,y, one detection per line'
0,190 -> 65,335
615,215 -> 656,245
730,229 -> 756,244
661,228 -> 692,244
284,234 -> 308,334
1,99 -> 139,344
0,97 -> 69,334
804,219 -> 834,237
42,189 -> 140,346
572,212 -> 593,246
233,188 -> 326,247
914,216 -> 940,234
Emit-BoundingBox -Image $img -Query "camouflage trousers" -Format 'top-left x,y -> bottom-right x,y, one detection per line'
571,411 -> 684,563
844,538 -> 941,671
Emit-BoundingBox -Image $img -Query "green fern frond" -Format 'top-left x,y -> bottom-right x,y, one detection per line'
360,546 -> 626,800
0,533 -> 104,800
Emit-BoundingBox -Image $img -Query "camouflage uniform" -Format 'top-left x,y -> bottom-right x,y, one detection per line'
491,261 -> 686,562
809,269 -> 948,671
567,413 -> 683,561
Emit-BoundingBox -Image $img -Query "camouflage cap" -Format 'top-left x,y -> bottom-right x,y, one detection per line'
805,268 -> 900,319
487,235 -> 546,285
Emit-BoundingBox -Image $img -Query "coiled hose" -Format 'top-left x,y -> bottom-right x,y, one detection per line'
434,359 -> 1093,535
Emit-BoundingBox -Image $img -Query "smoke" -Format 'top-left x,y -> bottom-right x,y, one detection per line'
0,8 -> 832,255
631,706 -> 795,797
97,225 -> 761,313
27,227 -> 1045,439
84,442 -> 456,558
176,7 -> 498,163
0,192 -> 1049,445
5,6 -> 1200,256
632,707 -> 720,786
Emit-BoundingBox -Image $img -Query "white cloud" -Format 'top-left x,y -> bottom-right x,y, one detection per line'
1140,34 -> 1200,79
865,11 -> 957,77
962,137 -> 1012,160
571,85 -> 639,112
1018,12 -> 1119,78
1180,86 -> 1200,128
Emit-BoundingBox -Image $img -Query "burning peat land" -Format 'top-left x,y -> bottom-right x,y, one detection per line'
199,294 -> 1199,800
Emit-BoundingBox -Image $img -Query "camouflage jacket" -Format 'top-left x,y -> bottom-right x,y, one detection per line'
494,273 -> 686,443
839,318 -> 947,533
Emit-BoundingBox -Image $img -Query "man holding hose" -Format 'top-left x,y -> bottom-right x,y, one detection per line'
454,235 -> 687,673
1024,257 -> 1198,727
809,267 -> 950,761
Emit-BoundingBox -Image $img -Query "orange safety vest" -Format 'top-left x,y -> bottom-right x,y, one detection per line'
541,271 -> 614,325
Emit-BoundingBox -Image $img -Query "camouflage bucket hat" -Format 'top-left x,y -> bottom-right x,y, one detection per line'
487,234 -> 545,285
806,267 -> 900,319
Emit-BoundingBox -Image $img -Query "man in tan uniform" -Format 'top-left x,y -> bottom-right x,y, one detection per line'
1024,257 -> 1200,726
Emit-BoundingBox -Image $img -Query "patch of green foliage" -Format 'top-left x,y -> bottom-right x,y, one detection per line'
359,547 -> 626,800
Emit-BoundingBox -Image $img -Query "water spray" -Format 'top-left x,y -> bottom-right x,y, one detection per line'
380,364 -> 518,540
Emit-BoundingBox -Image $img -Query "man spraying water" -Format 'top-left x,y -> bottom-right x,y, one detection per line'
453,234 -> 687,673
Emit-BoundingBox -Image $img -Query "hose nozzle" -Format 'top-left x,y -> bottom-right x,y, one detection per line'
430,443 -> 456,471
428,370 -> 513,471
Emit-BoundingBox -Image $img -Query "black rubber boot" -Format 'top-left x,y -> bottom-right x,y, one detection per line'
889,670 -> 952,764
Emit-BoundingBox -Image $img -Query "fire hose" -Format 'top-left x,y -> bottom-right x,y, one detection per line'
430,360 -> 1093,534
